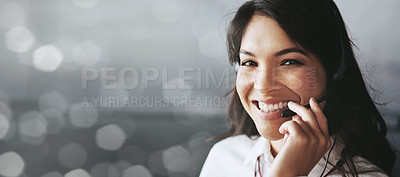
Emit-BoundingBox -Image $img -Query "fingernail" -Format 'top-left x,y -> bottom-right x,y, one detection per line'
311,97 -> 316,102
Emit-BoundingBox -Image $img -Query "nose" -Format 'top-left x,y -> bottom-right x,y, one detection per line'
254,69 -> 280,92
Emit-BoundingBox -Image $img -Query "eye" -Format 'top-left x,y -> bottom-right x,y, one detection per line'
241,60 -> 258,67
280,59 -> 303,66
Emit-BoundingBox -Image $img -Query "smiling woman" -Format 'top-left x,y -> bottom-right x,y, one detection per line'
237,15 -> 328,146
200,0 -> 395,177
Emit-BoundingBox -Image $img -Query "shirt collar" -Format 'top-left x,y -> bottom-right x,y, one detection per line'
241,135 -> 343,168
242,136 -> 271,167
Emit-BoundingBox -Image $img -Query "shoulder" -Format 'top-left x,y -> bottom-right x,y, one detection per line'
205,134 -> 259,162
325,156 -> 389,177
199,135 -> 259,177
353,156 -> 389,177
314,136 -> 389,177
211,134 -> 259,153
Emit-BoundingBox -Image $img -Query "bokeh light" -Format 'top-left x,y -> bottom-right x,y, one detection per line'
162,145 -> 191,172
33,45 -> 64,72
0,114 -> 10,140
5,26 -> 35,53
69,103 -> 98,128
64,169 -> 90,177
1,117 -> 16,141
0,101 -> 12,120
58,143 -> 87,169
18,111 -> 48,138
122,165 -> 152,177
0,101 -> 12,140
0,151 -> 25,177
95,124 -> 126,151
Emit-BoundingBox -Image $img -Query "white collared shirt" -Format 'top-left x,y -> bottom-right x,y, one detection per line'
199,135 -> 387,177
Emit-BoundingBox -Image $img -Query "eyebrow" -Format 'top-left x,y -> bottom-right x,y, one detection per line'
239,47 -> 309,58
274,47 -> 309,57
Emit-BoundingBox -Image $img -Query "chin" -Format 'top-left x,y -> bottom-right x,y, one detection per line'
252,115 -> 289,141
256,126 -> 284,141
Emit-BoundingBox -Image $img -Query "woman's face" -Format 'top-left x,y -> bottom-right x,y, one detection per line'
236,15 -> 327,141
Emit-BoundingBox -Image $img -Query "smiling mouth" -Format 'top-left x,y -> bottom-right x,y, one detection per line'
253,101 -> 289,113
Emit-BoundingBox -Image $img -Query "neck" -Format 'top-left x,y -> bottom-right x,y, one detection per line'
269,139 -> 284,157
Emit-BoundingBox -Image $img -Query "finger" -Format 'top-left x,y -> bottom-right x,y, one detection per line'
291,115 -> 314,137
279,120 -> 305,138
283,133 -> 289,144
292,115 -> 331,149
309,97 -> 329,137
287,101 -> 321,133
309,98 -> 331,150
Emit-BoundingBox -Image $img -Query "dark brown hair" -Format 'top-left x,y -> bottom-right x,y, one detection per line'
217,0 -> 396,176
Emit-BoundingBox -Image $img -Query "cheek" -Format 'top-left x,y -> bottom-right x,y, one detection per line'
279,72 -> 304,89
235,72 -> 252,96
276,68 -> 309,90
279,67 -> 326,101
235,72 -> 254,110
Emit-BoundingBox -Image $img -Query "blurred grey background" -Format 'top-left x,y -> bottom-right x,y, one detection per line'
0,0 -> 399,177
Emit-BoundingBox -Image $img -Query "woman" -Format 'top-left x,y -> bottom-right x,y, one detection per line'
200,0 -> 395,176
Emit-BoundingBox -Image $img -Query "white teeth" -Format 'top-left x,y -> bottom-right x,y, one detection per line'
258,102 -> 266,112
268,105 -> 274,112
257,101 -> 288,113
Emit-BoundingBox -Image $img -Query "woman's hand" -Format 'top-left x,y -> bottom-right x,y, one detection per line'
269,97 -> 331,177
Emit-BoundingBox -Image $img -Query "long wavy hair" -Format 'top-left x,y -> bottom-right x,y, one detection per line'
216,0 -> 396,176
